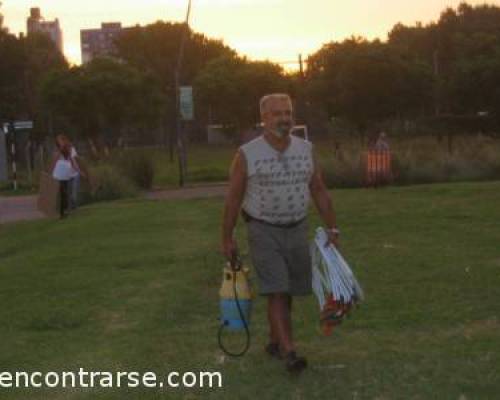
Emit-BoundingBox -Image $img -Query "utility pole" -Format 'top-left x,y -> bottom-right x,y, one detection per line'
174,0 -> 192,187
299,53 -> 304,77
10,123 -> 17,191
0,2 -> 4,31
297,53 -> 310,133
433,49 -> 440,117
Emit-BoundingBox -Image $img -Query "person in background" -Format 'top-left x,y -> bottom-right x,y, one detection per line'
50,135 -> 81,218
374,131 -> 390,151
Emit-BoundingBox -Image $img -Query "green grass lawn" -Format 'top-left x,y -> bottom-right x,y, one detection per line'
147,145 -> 235,188
1,181 -> 499,399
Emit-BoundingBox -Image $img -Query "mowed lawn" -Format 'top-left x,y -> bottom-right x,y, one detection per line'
0,181 -> 499,399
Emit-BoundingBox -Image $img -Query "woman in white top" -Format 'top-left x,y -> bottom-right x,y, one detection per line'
50,134 -> 80,218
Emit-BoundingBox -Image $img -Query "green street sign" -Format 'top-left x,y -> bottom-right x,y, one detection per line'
180,86 -> 194,121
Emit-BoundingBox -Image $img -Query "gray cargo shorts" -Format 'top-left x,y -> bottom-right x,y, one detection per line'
246,218 -> 312,296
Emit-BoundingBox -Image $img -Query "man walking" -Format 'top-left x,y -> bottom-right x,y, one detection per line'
221,94 -> 339,373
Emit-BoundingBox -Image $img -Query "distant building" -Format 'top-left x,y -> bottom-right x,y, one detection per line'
26,8 -> 63,53
81,23 -> 132,64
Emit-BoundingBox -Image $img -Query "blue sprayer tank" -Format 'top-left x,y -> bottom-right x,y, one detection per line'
219,263 -> 253,331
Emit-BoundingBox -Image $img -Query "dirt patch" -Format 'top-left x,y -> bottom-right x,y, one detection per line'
463,317 -> 499,339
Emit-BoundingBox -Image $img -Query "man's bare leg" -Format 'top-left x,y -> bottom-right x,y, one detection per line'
267,293 -> 294,354
268,294 -> 292,344
285,295 -> 293,347
268,302 -> 280,345
268,293 -> 306,372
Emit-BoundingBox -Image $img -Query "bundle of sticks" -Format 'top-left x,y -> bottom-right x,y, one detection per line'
311,227 -> 364,335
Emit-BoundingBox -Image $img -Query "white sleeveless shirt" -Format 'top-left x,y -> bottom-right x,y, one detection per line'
52,158 -> 73,181
241,134 -> 314,225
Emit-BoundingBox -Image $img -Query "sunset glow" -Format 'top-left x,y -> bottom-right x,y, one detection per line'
2,0 -> 495,68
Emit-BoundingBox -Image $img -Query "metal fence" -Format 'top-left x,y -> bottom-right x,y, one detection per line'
365,150 -> 392,187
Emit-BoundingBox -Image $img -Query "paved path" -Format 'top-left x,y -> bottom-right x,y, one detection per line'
146,183 -> 227,201
0,195 -> 45,224
0,183 -> 228,225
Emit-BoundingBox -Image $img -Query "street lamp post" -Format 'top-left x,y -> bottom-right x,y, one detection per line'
175,0 -> 192,187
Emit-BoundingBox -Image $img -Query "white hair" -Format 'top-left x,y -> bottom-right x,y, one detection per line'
259,93 -> 292,116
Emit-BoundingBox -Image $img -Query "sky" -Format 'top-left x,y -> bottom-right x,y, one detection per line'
2,0 -> 496,69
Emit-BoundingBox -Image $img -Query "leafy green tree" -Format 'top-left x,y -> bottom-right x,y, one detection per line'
0,30 -> 67,147
0,30 -> 24,121
389,3 -> 500,117
116,22 -> 235,88
40,58 -> 165,148
449,56 -> 500,115
28,35 -> 67,145
114,21 -> 237,145
193,55 -> 290,130
307,38 -> 432,138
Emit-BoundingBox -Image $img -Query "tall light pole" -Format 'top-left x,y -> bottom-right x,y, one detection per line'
0,2 -> 4,31
175,0 -> 192,187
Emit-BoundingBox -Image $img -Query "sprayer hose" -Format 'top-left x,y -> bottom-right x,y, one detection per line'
217,270 -> 251,357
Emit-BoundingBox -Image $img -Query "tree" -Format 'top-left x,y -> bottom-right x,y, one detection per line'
444,4 -> 500,116
0,30 -> 25,121
113,21 -> 237,145
23,32 -> 68,116
449,56 -> 500,115
115,22 -> 235,88
194,55 -> 290,130
306,38 -> 432,139
389,3 -> 500,117
40,58 -> 165,148
0,29 -> 67,145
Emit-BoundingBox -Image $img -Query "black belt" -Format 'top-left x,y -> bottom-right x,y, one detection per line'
241,210 -> 305,229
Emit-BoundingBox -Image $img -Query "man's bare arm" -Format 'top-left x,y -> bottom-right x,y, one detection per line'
309,153 -> 339,245
221,150 -> 247,259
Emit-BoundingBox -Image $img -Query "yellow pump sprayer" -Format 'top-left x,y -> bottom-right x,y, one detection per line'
218,251 -> 253,357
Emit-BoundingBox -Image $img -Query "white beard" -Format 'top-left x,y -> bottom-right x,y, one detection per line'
272,126 -> 291,138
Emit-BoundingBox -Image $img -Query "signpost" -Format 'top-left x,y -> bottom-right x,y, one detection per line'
180,86 -> 194,121
174,0 -> 193,187
3,120 -> 34,190
13,120 -> 34,130
0,124 -> 8,183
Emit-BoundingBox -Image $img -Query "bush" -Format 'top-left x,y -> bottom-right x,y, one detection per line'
115,151 -> 155,190
392,153 -> 443,185
322,150 -> 365,188
321,135 -> 500,188
80,164 -> 138,204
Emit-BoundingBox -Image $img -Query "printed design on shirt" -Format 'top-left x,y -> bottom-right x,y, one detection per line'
250,152 -> 312,222
243,138 -> 313,224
